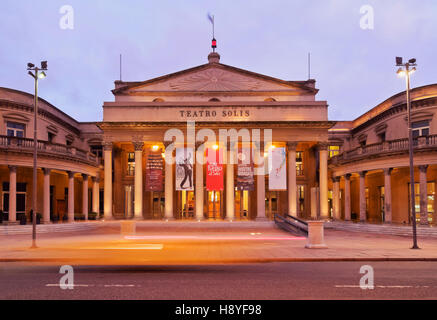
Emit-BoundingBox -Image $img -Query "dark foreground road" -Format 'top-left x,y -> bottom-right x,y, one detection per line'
0,261 -> 436,299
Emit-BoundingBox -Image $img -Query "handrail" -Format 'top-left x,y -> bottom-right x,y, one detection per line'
285,214 -> 308,226
331,135 -> 437,162
274,214 -> 308,236
0,135 -> 98,165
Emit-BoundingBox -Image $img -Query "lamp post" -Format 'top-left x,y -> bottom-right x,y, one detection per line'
396,57 -> 419,249
27,61 -> 47,249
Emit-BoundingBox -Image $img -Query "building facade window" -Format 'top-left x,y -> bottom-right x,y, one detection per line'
412,120 -> 430,138
2,182 -> 27,216
297,185 -> 305,216
127,152 -> 135,176
408,182 -> 435,224
296,151 -> 304,175
48,132 -> 56,143
90,145 -> 103,158
328,145 -> 340,158
6,121 -> 25,137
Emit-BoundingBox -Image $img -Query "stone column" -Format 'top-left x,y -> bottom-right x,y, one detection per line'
195,142 -> 204,221
419,165 -> 428,225
359,171 -> 367,222
67,171 -> 75,222
332,176 -> 340,220
133,141 -> 144,220
103,142 -> 113,220
383,168 -> 392,223
92,176 -> 100,214
164,142 -> 173,220
287,142 -> 298,217
82,174 -> 89,220
344,174 -> 351,221
256,142 -> 266,220
318,143 -> 329,219
8,166 -> 17,223
226,144 -> 235,220
43,168 -> 51,224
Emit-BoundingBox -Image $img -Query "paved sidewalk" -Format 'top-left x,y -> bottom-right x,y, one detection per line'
1,222 -> 437,264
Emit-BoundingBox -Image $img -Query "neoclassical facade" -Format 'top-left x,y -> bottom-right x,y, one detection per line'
1,52 -> 436,226
328,84 -> 437,226
100,52 -> 332,221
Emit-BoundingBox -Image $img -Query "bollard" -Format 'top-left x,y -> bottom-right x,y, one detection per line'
305,221 -> 328,249
120,220 -> 136,236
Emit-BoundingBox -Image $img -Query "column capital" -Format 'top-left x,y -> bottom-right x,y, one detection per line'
419,165 -> 428,173
331,176 -> 341,183
286,142 -> 298,151
359,171 -> 367,178
383,168 -> 393,175
43,168 -> 51,175
163,140 -> 173,148
133,141 -> 144,151
8,165 -> 17,172
82,173 -> 89,180
67,171 -> 75,178
345,173 -> 351,180
103,141 -> 113,151
91,176 -> 100,183
317,142 -> 329,151
195,141 -> 205,150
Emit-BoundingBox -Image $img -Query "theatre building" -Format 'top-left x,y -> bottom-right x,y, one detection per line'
1,49 -> 436,227
100,51 -> 332,221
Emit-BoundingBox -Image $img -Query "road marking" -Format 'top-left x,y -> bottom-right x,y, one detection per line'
84,244 -> 164,250
335,285 -> 430,289
124,235 -> 305,241
46,284 -> 140,288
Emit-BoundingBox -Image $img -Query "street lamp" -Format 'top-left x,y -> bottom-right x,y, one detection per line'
396,56 -> 419,249
27,61 -> 48,249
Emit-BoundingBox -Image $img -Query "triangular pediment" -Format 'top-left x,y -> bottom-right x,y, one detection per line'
114,63 -> 316,94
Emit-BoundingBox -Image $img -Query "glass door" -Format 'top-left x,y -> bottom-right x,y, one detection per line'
265,191 -> 279,220
151,192 -> 165,219
235,190 -> 250,220
180,190 -> 195,219
207,191 -> 222,220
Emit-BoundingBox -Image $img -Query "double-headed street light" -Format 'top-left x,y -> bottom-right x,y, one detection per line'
27,61 -> 48,249
396,57 -> 419,250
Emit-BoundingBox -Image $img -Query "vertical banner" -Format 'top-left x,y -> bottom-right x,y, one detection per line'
268,147 -> 287,190
236,147 -> 254,191
206,148 -> 224,191
176,148 -> 194,191
146,150 -> 163,192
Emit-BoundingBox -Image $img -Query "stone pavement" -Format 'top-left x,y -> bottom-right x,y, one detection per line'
1,221 -> 437,264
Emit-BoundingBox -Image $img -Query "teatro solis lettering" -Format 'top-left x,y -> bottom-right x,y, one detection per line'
179,109 -> 250,118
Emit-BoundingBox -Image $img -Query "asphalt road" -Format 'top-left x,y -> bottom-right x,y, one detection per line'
0,261 -> 436,300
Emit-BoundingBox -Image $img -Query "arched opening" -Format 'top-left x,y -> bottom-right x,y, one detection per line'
209,98 -> 220,102
153,98 -> 165,102
264,97 -> 276,102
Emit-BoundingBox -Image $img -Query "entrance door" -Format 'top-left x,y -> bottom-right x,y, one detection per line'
235,190 -> 250,220
180,190 -> 195,219
151,192 -> 165,219
265,191 -> 279,220
207,191 -> 222,220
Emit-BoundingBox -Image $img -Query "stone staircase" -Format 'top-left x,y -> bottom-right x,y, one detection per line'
0,222 -> 99,236
325,221 -> 437,238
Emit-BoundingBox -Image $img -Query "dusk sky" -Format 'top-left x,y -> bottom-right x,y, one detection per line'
1,0 -> 436,122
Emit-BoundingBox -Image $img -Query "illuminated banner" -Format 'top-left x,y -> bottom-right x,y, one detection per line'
206,148 -> 224,191
236,147 -> 254,191
268,147 -> 287,190
146,151 -> 163,192
176,148 -> 194,191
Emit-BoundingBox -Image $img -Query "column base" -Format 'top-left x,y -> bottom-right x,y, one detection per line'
2,221 -> 19,225
255,217 -> 270,222
40,221 -> 52,224
164,217 -> 175,221
305,243 -> 328,249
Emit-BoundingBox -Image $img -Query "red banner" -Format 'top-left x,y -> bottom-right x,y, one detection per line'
146,151 -> 163,192
206,148 -> 224,191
